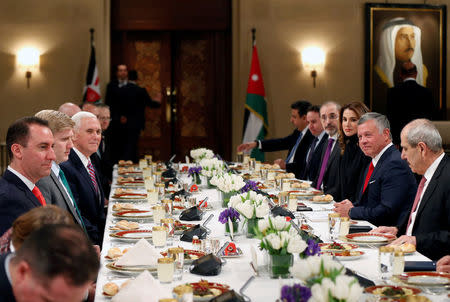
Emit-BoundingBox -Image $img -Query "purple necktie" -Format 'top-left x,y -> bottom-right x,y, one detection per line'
316,138 -> 334,189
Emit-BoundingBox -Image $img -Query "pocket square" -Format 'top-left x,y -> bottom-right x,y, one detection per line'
369,180 -> 376,184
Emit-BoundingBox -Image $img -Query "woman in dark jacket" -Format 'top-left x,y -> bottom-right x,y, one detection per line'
336,102 -> 371,202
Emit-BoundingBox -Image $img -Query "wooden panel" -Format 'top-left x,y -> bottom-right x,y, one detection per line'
112,0 -> 230,31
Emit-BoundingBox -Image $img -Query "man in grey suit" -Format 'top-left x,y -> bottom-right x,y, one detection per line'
35,110 -> 86,231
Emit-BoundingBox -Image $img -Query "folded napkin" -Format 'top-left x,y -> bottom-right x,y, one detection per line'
115,238 -> 159,266
111,270 -> 172,302
302,211 -> 329,222
404,261 -> 436,272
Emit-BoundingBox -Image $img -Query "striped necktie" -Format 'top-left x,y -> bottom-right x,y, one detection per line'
59,169 -> 87,233
87,160 -> 99,194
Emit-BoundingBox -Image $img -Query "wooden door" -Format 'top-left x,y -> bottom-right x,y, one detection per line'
116,31 -> 231,162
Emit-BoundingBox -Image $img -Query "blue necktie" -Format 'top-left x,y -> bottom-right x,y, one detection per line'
285,132 -> 303,163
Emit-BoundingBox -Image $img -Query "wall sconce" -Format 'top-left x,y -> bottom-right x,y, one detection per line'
17,47 -> 40,88
302,47 -> 325,88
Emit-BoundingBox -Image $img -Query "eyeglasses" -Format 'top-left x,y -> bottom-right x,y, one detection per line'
320,114 -> 338,121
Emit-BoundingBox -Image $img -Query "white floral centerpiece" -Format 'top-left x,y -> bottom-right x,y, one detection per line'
255,216 -> 307,278
290,255 -> 363,302
228,191 -> 270,238
199,158 -> 225,178
210,173 -> 246,206
190,148 -> 214,163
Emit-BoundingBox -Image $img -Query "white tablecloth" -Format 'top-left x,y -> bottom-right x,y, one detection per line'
94,169 -> 448,301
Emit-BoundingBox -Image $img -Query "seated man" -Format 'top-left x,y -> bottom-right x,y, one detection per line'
237,100 -> 314,178
334,112 -> 417,226
372,119 -> 450,261
312,101 -> 341,197
0,224 -> 99,301
0,117 -> 55,234
61,112 -> 105,245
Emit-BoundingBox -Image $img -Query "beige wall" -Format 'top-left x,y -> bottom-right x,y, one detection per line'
232,0 -> 450,162
0,0 -> 110,141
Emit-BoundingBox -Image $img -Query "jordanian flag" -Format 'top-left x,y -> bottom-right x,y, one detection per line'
82,45 -> 101,103
242,45 -> 268,161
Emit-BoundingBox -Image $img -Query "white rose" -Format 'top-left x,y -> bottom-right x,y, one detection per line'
255,202 -> 270,218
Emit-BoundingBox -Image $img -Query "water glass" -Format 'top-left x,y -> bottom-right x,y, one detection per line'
168,247 -> 184,280
328,213 -> 341,240
379,246 -> 394,281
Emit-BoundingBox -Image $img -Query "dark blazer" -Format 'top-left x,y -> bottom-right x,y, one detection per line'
312,136 -> 341,198
386,80 -> 434,145
0,170 -> 41,235
397,154 -> 450,261
336,135 -> 371,202
261,129 -> 314,178
36,169 -> 84,228
0,254 -> 15,302
302,132 -> 328,181
60,150 -> 105,245
90,152 -> 111,198
350,145 -> 417,227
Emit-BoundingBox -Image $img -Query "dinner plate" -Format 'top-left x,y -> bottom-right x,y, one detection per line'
110,230 -> 152,241
178,281 -> 230,302
365,285 -> 421,297
112,193 -> 147,199
394,271 -> 450,286
322,250 -> 365,261
113,210 -> 152,220
346,232 -> 396,243
319,242 -> 359,252
105,262 -> 157,275
160,249 -> 205,264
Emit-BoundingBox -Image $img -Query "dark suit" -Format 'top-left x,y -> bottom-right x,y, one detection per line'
60,150 -> 105,245
0,170 -> 41,235
260,129 -> 314,178
386,80 -> 434,145
350,145 -> 417,226
396,154 -> 450,261
36,169 -> 84,228
105,81 -> 160,162
312,136 -> 341,198
302,132 -> 328,181
90,151 -> 111,199
0,254 -> 15,302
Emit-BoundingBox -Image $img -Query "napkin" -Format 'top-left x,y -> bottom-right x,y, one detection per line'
111,270 -> 172,302
115,238 -> 160,266
302,211 -> 329,222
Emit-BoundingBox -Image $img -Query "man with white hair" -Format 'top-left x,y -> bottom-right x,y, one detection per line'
334,112 -> 416,226
372,119 -> 450,260
61,111 -> 105,245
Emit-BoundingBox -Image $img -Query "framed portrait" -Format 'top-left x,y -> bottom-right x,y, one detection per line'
365,3 -> 447,120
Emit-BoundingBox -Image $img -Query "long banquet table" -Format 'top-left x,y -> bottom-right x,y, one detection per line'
94,165 -> 448,301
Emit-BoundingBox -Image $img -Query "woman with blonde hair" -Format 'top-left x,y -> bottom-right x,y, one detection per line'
336,102 -> 371,201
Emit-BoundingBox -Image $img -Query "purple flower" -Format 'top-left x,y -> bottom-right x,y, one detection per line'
188,166 -> 202,175
304,239 -> 321,257
218,208 -> 241,224
239,180 -> 258,193
280,284 -> 311,302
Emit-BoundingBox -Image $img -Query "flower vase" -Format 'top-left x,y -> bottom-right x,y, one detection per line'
207,177 -> 214,189
269,253 -> 293,279
194,173 -> 201,185
246,217 -> 260,238
221,191 -> 235,207
225,221 -> 239,234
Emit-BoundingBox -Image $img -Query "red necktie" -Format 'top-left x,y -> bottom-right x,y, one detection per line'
362,162 -> 374,193
32,186 -> 47,206
406,176 -> 427,230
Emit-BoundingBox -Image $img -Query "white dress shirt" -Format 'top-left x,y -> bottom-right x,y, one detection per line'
371,142 -> 393,167
406,152 -> 445,235
72,148 -> 93,176
7,166 -> 35,191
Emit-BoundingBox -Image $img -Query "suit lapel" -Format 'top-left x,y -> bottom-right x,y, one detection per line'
50,171 -> 81,222
414,155 -> 447,221
70,151 -> 97,196
325,141 -> 340,170
3,170 -> 41,207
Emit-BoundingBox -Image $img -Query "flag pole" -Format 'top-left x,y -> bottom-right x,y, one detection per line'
251,28 -> 256,46
90,28 -> 95,47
